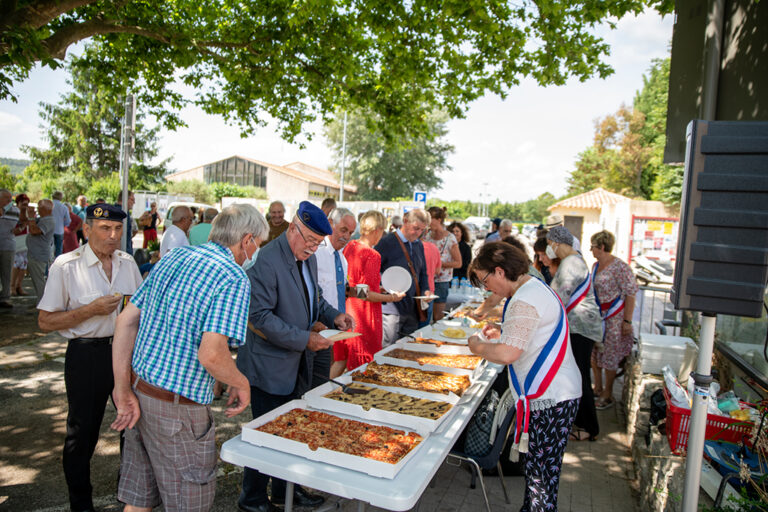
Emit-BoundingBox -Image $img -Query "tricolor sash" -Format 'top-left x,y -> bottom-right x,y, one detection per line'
565,270 -> 591,314
591,263 -> 625,337
503,284 -> 570,460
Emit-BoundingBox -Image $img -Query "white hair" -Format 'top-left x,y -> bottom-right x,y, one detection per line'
209,203 -> 269,246
499,219 -> 514,229
328,207 -> 355,225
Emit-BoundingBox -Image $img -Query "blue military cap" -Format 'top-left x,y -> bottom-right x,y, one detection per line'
86,203 -> 127,222
297,201 -> 332,236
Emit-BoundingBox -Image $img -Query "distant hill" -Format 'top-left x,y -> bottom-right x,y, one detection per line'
0,158 -> 30,175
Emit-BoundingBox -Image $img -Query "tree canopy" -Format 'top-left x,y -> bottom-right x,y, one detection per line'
18,52 -> 168,200
1,0 -> 672,142
566,56 -> 683,206
325,108 -> 453,200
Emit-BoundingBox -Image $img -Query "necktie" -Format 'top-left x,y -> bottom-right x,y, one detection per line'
334,250 -> 346,313
296,259 -> 311,315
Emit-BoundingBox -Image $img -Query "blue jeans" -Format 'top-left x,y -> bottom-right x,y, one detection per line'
53,234 -> 64,258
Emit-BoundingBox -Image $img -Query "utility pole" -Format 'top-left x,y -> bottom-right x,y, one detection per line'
118,95 -> 135,252
339,111 -> 348,201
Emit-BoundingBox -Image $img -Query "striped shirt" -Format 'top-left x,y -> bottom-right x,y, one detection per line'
131,242 -> 249,404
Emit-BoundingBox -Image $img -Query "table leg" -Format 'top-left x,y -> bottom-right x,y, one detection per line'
285,481 -> 294,512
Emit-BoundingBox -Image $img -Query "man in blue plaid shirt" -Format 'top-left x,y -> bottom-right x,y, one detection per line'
110,203 -> 268,512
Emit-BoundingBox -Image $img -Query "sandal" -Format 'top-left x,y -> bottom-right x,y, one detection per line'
595,397 -> 615,410
569,427 -> 597,442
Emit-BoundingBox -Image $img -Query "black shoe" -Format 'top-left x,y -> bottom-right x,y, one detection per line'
271,486 -> 325,507
237,501 -> 279,512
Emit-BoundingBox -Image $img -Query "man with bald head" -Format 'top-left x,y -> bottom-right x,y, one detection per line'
159,205 -> 192,257
263,200 -> 289,245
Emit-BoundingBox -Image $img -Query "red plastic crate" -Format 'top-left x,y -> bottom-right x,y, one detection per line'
663,387 -> 754,454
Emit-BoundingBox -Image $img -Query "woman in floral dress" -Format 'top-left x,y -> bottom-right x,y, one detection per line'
331,211 -> 404,377
589,230 -> 638,409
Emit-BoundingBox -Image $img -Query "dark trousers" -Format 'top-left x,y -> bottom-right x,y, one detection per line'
311,347 -> 332,389
76,228 -> 86,245
239,386 -> 295,506
570,333 -> 599,438
63,340 -> 114,511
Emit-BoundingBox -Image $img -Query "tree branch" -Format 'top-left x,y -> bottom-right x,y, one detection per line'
0,0 -> 94,30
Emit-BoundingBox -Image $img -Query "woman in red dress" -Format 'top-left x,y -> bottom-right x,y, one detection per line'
331,211 -> 405,377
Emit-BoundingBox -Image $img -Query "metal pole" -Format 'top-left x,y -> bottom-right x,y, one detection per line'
701,0 -> 724,120
339,111 -> 348,201
681,313 -> 717,511
118,95 -> 135,252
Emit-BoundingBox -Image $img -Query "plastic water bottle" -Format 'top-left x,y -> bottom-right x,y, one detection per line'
459,278 -> 469,300
450,277 -> 459,292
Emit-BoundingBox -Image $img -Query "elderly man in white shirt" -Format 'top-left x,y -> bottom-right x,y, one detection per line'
159,205 -> 193,257
312,207 -> 356,387
51,190 -> 71,258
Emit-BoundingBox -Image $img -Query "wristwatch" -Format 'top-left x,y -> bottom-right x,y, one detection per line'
623,319 -> 632,325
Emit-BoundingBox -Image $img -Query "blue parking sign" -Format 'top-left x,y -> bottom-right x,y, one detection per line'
413,191 -> 427,203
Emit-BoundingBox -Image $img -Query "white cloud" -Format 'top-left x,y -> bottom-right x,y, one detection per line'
0,111 -> 23,129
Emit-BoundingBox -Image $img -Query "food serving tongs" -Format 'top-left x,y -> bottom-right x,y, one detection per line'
313,373 -> 371,395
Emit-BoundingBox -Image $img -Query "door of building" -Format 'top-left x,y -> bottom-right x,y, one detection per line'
564,215 -> 583,245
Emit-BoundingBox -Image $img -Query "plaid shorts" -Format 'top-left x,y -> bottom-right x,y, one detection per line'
118,390 -> 217,512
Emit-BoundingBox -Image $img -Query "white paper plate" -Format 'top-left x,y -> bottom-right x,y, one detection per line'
381,266 -> 412,294
320,329 -> 362,342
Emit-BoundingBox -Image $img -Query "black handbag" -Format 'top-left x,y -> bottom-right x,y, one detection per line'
464,390 -> 499,457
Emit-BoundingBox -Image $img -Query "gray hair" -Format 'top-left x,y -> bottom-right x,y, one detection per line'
209,203 -> 268,246
328,207 -> 355,225
403,208 -> 429,225
390,215 -> 403,227
499,219 -> 514,229
203,208 -> 219,222
37,199 -> 53,211
52,190 -> 64,200
268,200 -> 285,211
171,205 -> 191,223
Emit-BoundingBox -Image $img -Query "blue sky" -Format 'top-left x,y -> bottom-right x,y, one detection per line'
0,10 -> 673,203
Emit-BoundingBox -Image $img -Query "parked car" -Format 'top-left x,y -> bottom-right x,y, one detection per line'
163,201 -> 215,232
463,216 -> 491,239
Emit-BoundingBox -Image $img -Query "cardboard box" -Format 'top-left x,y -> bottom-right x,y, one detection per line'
375,344 -> 483,377
241,399 -> 427,479
638,333 -> 698,381
302,376 -> 458,433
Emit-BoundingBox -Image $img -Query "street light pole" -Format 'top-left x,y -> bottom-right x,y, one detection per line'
118,95 -> 135,252
339,111 -> 348,201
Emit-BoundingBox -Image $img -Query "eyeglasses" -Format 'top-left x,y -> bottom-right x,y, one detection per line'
294,222 -> 325,248
480,271 -> 492,288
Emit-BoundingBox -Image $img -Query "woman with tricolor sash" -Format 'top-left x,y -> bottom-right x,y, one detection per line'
546,226 -> 603,441
589,230 -> 638,410
467,242 -> 581,512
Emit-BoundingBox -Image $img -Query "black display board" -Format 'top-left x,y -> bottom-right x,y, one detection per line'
672,120 -> 768,317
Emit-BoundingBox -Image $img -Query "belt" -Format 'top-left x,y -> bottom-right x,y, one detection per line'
70,336 -> 113,344
131,371 -> 200,406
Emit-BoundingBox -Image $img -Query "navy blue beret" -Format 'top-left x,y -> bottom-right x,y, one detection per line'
86,203 -> 127,222
297,201 -> 332,236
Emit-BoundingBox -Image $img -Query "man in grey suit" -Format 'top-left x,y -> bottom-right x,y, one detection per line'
237,201 -> 355,512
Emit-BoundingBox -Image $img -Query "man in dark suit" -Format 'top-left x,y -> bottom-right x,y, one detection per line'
375,208 -> 431,346
236,201 -> 355,512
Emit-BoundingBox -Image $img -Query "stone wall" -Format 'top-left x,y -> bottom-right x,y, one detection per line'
622,355 -> 715,511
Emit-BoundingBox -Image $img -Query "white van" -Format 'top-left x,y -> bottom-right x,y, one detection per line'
163,201 -> 216,232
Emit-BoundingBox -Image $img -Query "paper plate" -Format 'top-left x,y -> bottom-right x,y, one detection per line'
381,266 -> 412,294
320,329 -> 362,342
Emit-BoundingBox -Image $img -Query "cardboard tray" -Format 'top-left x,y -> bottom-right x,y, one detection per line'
350,362 -> 483,404
241,399 -> 427,479
397,340 -> 474,356
375,343 -> 484,377
302,376 -> 458,433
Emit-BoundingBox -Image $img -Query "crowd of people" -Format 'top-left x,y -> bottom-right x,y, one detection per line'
0,187 -> 641,512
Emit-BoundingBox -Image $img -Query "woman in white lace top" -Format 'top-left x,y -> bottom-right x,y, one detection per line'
467,242 -> 581,512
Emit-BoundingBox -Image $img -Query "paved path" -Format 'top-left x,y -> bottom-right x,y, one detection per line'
0,328 -> 637,512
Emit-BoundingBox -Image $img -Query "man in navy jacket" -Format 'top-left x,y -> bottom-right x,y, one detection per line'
375,209 -> 431,346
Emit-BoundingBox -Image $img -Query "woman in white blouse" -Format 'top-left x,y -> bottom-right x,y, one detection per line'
467,242 -> 581,512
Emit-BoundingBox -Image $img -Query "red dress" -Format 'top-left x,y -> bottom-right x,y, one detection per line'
62,212 -> 82,253
334,240 -> 383,371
